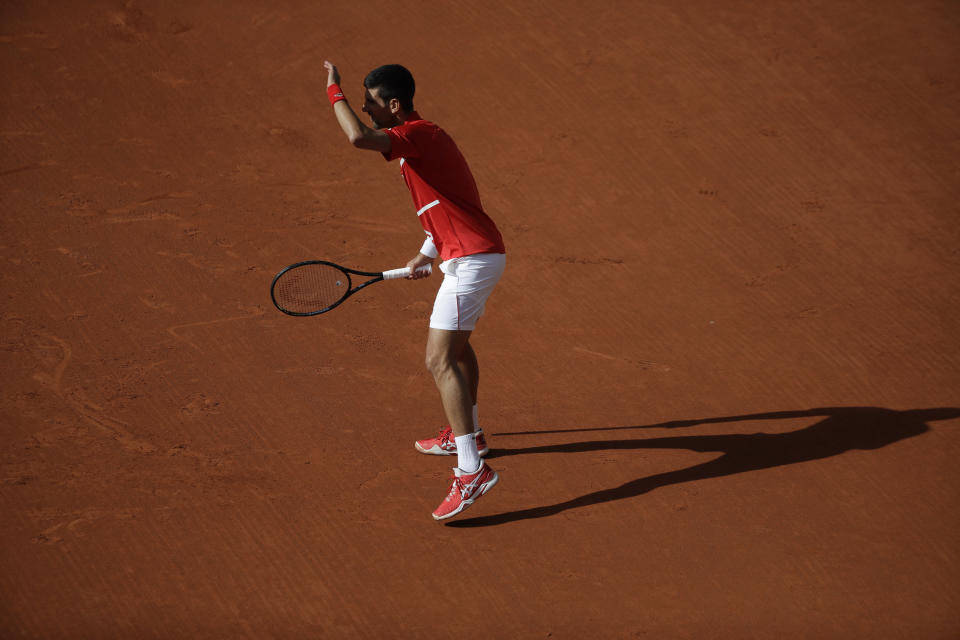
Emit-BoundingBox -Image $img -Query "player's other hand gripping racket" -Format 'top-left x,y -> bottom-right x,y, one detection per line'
270,260 -> 431,316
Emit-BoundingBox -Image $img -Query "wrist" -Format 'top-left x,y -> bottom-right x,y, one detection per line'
327,84 -> 346,106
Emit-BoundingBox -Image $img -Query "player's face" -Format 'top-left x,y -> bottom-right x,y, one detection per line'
361,87 -> 395,129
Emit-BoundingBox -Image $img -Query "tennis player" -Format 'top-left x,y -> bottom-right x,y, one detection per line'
323,61 -> 506,520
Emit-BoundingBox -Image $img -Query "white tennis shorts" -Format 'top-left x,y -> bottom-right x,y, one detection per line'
429,253 -> 506,331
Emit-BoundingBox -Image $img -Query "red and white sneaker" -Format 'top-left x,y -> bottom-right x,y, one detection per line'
415,426 -> 489,457
432,460 -> 499,521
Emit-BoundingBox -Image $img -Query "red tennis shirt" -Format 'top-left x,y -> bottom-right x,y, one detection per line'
383,112 -> 505,261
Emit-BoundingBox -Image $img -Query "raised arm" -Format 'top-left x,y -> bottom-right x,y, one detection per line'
324,61 -> 391,153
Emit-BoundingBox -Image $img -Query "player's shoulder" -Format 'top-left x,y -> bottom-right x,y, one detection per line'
395,116 -> 440,135
396,119 -> 451,153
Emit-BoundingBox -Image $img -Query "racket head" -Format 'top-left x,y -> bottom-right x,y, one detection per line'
270,260 -> 354,316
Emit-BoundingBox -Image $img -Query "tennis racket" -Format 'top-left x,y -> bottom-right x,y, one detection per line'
270,260 -> 432,316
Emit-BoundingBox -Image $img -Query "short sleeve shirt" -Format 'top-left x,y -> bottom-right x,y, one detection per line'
383,113 -> 505,261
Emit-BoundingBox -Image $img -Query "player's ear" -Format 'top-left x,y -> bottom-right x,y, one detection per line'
388,97 -> 402,114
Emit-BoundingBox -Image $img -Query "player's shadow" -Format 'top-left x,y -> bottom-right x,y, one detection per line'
447,406 -> 960,528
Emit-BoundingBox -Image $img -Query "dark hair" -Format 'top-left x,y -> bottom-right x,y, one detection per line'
363,64 -> 415,112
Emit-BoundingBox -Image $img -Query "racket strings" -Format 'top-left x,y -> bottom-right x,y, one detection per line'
273,264 -> 349,314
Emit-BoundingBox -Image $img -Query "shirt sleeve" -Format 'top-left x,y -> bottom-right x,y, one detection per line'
382,125 -> 421,162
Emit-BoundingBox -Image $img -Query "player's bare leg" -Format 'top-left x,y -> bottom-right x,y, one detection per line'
425,328 -> 474,439
425,327 -> 498,520
457,340 -> 479,409
413,336 -> 489,455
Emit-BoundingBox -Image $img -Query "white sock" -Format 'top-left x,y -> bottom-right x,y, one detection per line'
455,432 -> 480,473
472,404 -> 479,433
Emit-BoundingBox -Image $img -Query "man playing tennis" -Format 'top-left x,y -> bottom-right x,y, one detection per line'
323,61 -> 506,521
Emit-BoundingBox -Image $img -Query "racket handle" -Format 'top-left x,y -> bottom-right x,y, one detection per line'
383,264 -> 432,280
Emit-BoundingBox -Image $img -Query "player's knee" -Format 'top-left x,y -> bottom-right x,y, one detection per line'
424,348 -> 453,378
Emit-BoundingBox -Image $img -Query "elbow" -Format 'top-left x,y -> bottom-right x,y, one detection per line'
345,126 -> 388,152
348,123 -> 374,148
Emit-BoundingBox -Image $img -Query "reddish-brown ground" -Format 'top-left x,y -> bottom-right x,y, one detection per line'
2,1 -> 959,638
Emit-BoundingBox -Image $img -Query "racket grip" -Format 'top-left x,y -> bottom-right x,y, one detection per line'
383,264 -> 432,280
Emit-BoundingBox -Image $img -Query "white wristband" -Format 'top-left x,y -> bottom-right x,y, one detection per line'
420,236 -> 438,259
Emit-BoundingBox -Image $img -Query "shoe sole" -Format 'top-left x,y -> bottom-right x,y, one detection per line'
414,443 -> 490,457
432,471 -> 499,521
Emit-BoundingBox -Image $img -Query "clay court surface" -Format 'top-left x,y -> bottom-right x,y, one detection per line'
2,1 -> 959,637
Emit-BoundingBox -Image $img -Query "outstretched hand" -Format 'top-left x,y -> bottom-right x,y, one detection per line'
323,60 -> 341,87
